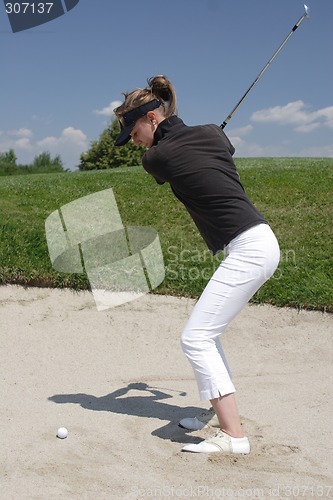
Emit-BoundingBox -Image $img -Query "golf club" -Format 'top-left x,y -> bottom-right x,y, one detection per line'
220,4 -> 310,129
148,385 -> 187,396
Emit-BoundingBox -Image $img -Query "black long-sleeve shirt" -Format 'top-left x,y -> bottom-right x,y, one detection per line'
142,115 -> 267,254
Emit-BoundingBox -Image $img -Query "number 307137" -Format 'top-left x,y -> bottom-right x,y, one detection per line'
5,3 -> 54,14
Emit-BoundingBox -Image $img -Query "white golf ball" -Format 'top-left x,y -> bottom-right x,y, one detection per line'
57,427 -> 68,439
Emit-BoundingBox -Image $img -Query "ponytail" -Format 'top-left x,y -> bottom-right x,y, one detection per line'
147,75 -> 177,117
114,75 -> 177,120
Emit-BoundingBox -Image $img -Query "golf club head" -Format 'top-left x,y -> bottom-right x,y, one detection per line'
304,4 -> 310,18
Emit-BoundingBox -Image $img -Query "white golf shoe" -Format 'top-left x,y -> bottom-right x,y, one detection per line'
182,430 -> 250,454
178,407 -> 220,431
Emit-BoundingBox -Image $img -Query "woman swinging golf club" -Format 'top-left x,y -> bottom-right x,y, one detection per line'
114,75 -> 280,454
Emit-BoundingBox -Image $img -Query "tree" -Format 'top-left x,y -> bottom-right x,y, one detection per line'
31,151 -> 65,172
0,149 -> 17,165
0,149 -> 17,175
0,149 -> 66,176
79,119 -> 145,171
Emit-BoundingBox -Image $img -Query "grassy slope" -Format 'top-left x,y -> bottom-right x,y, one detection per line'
0,158 -> 332,311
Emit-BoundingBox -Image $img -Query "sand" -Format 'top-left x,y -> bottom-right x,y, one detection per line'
0,285 -> 332,499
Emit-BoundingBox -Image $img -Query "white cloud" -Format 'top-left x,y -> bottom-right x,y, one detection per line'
316,106 -> 333,128
37,136 -> 57,149
0,128 -> 34,155
233,141 -> 271,157
251,100 -> 309,125
228,124 -> 253,137
94,100 -> 122,117
62,127 -> 88,147
0,132 -> 33,153
0,126 -> 88,170
9,128 -> 34,139
36,127 -> 88,169
294,123 -> 320,133
232,136 -> 333,158
251,101 -> 333,132
37,127 -> 87,150
228,124 -> 254,151
14,138 -> 34,151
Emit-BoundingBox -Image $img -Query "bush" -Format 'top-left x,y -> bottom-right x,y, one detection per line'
0,150 -> 67,176
79,119 -> 145,170
0,149 -> 18,176
30,152 -> 65,173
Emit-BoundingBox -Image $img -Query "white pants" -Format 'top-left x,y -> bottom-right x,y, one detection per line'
180,224 -> 280,401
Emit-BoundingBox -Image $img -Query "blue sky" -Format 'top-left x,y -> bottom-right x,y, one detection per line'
0,0 -> 332,170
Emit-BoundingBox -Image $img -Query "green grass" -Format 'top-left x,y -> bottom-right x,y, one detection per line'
0,158 -> 332,312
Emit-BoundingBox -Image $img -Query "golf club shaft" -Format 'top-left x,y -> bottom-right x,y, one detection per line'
148,385 -> 186,396
220,5 -> 309,129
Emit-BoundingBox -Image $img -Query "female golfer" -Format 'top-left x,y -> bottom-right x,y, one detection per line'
114,75 -> 280,454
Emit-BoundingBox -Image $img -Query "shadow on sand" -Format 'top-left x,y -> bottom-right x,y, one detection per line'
49,382 -> 204,444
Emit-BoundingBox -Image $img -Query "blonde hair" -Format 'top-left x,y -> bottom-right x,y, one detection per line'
114,75 -> 177,123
